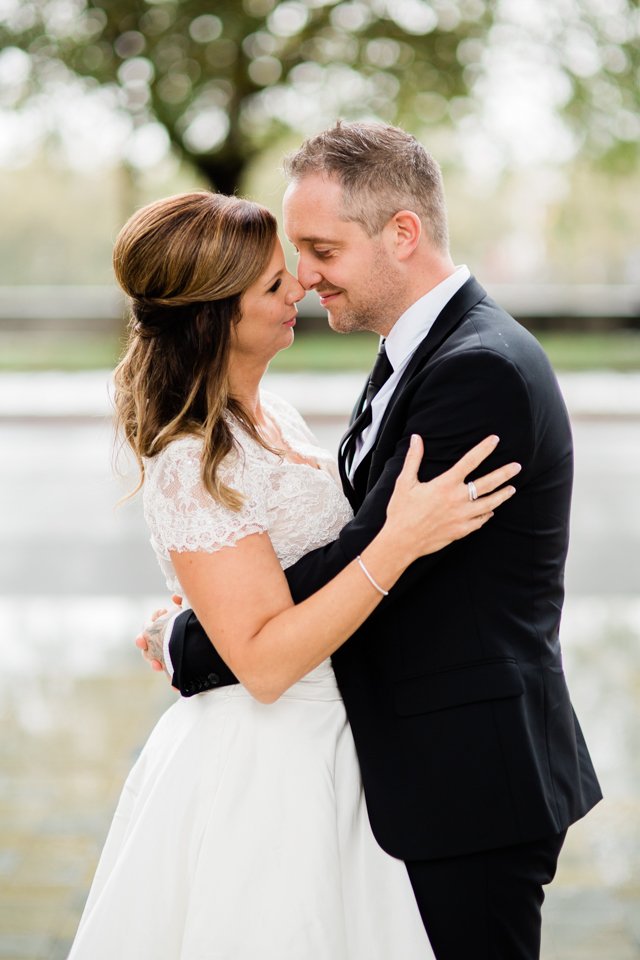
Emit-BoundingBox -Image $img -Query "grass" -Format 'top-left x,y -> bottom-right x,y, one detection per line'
1,330 -> 640,373
0,333 -> 124,372
271,330 -> 640,372
271,332 -> 379,371
533,331 -> 640,372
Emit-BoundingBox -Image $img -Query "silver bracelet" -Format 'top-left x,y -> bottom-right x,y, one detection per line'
356,555 -> 389,597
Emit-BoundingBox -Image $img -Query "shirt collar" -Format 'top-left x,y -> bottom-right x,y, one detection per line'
384,265 -> 471,371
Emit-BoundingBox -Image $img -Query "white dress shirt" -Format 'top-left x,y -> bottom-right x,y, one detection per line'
348,265 -> 470,480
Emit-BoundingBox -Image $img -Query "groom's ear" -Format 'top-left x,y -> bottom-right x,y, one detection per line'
388,210 -> 421,261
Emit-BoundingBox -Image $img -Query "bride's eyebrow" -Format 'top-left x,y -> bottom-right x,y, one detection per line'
263,269 -> 283,288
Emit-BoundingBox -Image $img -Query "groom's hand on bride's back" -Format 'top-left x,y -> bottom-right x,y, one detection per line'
135,595 -> 182,682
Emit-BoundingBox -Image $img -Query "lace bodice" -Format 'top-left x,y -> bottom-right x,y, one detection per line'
143,391 -> 353,597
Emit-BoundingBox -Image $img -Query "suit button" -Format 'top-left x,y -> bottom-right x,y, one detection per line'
184,684 -> 193,695
208,672 -> 220,686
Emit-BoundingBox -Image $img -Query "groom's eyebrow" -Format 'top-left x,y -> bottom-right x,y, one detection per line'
298,235 -> 340,244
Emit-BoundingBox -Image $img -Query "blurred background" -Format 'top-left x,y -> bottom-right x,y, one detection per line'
0,0 -> 639,957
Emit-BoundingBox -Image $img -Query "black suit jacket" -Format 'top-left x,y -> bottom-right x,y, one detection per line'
168,277 -> 601,860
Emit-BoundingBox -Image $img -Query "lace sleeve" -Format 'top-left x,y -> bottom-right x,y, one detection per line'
144,437 -> 269,555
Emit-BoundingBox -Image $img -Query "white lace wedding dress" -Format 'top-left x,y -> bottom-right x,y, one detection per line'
68,391 -> 433,960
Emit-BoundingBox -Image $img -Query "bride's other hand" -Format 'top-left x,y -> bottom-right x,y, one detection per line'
386,434 -> 520,561
135,596 -> 182,675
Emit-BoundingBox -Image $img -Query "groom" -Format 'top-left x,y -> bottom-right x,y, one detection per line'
140,122 -> 601,958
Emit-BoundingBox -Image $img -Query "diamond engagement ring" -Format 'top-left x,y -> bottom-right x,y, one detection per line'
467,480 -> 479,502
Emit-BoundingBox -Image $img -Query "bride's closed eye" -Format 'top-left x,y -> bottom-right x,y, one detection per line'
268,279 -> 282,293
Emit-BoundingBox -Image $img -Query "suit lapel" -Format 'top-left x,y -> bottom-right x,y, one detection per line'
338,408 -> 369,508
336,372 -> 371,503
349,379 -> 368,427
375,277 -> 486,441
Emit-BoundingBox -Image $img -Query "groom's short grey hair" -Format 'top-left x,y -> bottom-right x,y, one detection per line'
283,120 -> 449,252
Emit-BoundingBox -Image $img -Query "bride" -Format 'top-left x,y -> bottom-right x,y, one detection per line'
68,191 -> 519,959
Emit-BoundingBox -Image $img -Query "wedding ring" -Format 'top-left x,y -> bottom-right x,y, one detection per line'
467,480 -> 479,502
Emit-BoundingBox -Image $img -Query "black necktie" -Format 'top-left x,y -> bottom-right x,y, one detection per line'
365,341 -> 393,405
339,341 -> 393,484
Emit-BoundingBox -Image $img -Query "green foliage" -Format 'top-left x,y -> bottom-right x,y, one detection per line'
0,0 -> 495,192
521,0 -> 640,172
1,1 -> 637,191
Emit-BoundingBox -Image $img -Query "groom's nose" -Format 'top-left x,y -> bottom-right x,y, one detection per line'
296,256 -> 323,291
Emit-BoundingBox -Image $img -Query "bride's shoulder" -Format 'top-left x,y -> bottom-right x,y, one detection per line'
143,428 -> 258,496
142,432 -> 270,551
144,434 -> 203,473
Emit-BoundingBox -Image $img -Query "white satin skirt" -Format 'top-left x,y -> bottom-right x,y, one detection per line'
68,660 -> 433,959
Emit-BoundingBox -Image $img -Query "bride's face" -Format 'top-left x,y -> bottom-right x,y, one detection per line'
234,239 -> 304,363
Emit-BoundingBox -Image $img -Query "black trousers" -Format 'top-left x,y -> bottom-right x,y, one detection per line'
405,831 -> 567,960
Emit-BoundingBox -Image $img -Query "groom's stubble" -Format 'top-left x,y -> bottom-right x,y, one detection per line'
324,241 -> 405,338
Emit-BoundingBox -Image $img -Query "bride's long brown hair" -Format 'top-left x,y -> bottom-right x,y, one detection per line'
113,191 -> 278,509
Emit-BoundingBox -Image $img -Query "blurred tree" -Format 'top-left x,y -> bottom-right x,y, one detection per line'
0,0 -> 638,193
0,0 -> 493,192
561,0 -> 640,172
481,0 -> 640,174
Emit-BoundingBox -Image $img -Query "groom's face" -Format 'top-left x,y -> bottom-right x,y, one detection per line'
283,173 -> 400,335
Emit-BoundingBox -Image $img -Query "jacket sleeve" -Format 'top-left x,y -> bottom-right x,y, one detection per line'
168,607 -> 239,696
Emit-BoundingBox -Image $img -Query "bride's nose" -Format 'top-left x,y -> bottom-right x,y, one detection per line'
286,276 -> 305,304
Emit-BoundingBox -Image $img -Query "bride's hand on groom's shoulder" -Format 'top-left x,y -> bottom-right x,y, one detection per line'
135,595 -> 182,683
387,434 -> 521,559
